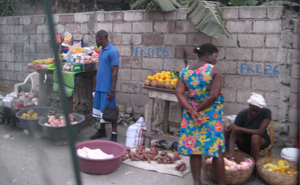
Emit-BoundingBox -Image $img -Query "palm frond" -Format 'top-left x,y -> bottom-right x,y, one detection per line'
187,0 -> 231,38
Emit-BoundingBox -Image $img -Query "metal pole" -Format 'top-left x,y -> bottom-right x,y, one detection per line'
42,0 -> 82,184
298,0 -> 300,182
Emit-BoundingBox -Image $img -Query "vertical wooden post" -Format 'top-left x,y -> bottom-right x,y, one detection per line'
38,72 -> 46,106
144,98 -> 154,147
163,101 -> 170,134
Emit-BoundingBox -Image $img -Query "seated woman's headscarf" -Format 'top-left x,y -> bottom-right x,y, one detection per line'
247,92 -> 267,108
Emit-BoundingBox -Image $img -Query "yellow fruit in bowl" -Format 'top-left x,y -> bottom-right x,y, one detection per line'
147,76 -> 152,80
166,71 -> 171,75
277,160 -> 288,168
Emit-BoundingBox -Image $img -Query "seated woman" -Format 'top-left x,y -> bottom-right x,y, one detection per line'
225,92 -> 271,181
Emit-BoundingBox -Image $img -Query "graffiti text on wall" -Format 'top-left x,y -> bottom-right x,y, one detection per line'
240,63 -> 280,76
134,46 -> 169,57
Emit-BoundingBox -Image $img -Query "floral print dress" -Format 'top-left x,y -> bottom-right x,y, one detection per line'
178,63 -> 225,157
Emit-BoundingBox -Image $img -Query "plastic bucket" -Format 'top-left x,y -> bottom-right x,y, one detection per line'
281,147 -> 299,163
16,107 -> 59,131
76,140 -> 126,174
38,113 -> 85,140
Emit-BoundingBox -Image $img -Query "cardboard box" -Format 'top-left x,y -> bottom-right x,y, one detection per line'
81,63 -> 95,72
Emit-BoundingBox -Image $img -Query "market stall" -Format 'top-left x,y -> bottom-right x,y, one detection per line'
143,70 -> 181,147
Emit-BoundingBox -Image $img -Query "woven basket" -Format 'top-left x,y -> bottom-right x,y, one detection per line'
202,150 -> 254,185
256,157 -> 299,185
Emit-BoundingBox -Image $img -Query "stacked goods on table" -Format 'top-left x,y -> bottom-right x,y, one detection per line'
257,157 -> 299,185
60,32 -> 100,72
144,70 -> 180,90
28,32 -> 101,72
121,143 -> 187,172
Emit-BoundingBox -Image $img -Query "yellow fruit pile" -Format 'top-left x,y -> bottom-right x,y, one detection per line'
263,159 -> 297,174
72,47 -> 87,54
144,71 -> 178,89
32,59 -> 54,64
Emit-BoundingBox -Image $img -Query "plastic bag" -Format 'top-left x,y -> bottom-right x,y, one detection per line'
125,117 -> 147,148
61,32 -> 73,47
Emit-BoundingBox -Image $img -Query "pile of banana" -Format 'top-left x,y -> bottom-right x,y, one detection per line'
32,58 -> 54,64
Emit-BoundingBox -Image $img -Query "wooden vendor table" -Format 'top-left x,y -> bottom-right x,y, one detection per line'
143,86 -> 181,147
36,69 -> 96,114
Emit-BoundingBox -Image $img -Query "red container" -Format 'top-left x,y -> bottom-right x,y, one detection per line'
76,140 -> 126,174
94,50 -> 101,54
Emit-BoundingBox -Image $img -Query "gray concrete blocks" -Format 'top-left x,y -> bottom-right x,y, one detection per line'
113,22 -> 132,33
226,21 -> 252,33
238,34 -> 264,48
163,58 -> 186,71
265,34 -> 280,48
124,10 -> 144,21
118,69 -> 131,80
176,21 -> 198,33
226,48 -> 252,60
65,24 -> 81,33
164,34 -> 186,45
133,22 -> 153,33
222,88 -> 236,102
131,69 -> 151,81
19,17 -> 31,25
252,77 -> 280,91
239,7 -> 267,19
212,34 -> 237,47
253,48 -> 279,62
224,75 -> 251,89
267,6 -> 283,19
253,20 -> 282,33
220,7 -> 239,19
142,58 -> 163,70
74,13 -> 90,23
96,23 -> 113,33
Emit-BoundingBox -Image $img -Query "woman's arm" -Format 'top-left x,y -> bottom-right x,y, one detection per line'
175,77 -> 196,111
195,66 -> 222,112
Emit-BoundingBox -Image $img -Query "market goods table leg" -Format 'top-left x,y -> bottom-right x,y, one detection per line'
163,100 -> 170,133
38,72 -> 46,106
144,98 -> 154,147
68,95 -> 73,112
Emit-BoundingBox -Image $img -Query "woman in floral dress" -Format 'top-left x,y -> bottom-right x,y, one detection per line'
175,44 -> 225,185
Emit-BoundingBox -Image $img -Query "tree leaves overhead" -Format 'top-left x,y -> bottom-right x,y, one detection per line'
131,0 -> 231,38
131,0 -> 182,11
187,0 -> 231,38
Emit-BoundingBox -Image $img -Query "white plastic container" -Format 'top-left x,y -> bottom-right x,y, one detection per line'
281,147 -> 299,163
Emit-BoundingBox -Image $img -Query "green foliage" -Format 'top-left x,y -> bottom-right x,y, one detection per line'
0,0 -> 20,16
131,0 -> 182,11
187,0 -> 231,38
131,0 -> 231,38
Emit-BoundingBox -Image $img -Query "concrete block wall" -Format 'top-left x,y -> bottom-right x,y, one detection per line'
0,6 -> 298,146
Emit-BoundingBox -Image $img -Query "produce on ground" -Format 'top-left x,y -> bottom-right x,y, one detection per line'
144,70 -> 180,89
175,161 -> 187,172
43,114 -> 78,127
21,109 -> 41,119
77,147 -> 114,159
122,143 -> 186,172
205,157 -> 253,171
262,159 -> 297,174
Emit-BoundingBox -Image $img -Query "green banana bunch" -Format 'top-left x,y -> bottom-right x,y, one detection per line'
171,70 -> 181,79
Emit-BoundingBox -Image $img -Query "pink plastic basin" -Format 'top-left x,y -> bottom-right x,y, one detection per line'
76,140 -> 126,174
